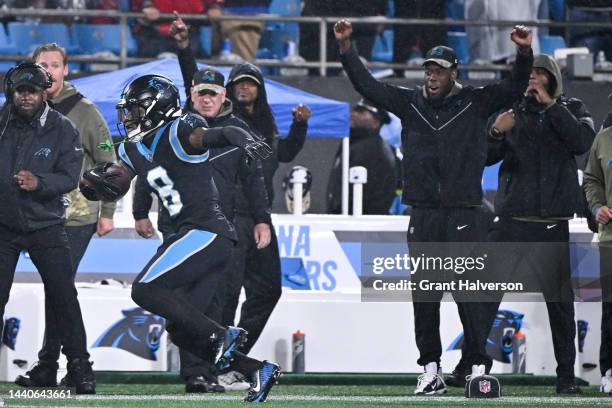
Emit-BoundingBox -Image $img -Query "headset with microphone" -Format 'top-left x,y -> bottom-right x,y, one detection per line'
3,62 -> 53,100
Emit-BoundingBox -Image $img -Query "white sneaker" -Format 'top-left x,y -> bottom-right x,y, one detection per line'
414,362 -> 447,395
601,369 -> 612,393
217,370 -> 251,391
465,364 -> 486,382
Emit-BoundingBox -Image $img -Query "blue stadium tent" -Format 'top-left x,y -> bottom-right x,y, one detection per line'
65,58 -> 350,139
1,58 -> 350,138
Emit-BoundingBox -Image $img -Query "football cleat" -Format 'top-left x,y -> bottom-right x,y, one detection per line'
214,327 -> 248,371
414,362 -> 447,395
244,361 -> 281,403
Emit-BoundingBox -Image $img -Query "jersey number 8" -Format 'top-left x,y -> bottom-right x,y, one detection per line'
147,166 -> 183,217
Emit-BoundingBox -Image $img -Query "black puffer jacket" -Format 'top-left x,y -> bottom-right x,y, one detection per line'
487,55 -> 596,218
0,102 -> 83,232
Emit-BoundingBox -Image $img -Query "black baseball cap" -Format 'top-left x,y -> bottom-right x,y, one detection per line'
192,68 -> 225,94
9,63 -> 52,92
423,46 -> 459,69
354,98 -> 391,124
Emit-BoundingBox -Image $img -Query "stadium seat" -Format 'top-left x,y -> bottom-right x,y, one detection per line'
446,0 -> 466,32
73,24 -> 137,56
259,22 -> 299,59
371,29 -> 393,62
447,31 -> 470,64
539,35 -> 567,56
7,22 -> 80,55
548,0 -> 566,22
0,28 -> 18,54
199,26 -> 212,57
268,0 -> 301,16
259,0 -> 301,58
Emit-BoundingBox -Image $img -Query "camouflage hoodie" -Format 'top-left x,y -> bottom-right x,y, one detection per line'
50,81 -> 116,226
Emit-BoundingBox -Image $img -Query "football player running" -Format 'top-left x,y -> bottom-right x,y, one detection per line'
80,74 -> 279,403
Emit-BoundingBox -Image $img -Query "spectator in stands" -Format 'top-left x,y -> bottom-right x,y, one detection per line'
300,0 -> 388,74
0,62 -> 95,394
583,94 -> 612,395
487,54 -> 595,394
218,0 -> 270,61
13,43 -> 116,391
567,0 -> 612,63
326,98 -> 396,215
392,0 -> 446,73
131,0 -> 223,57
87,0 -> 126,24
466,0 -> 542,64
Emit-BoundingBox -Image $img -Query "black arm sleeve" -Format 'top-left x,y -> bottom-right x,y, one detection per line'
132,176 -> 153,221
277,121 -> 307,163
177,46 -> 198,107
340,47 -> 415,118
198,126 -> 254,149
476,48 -> 533,116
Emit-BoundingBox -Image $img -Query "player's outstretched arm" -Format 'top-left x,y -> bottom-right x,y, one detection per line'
189,126 -> 273,160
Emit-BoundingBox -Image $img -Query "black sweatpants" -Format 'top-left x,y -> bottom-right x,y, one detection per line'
222,215 -> 282,354
488,217 -> 576,380
39,223 -> 96,365
408,207 -> 495,369
0,223 -> 89,361
600,244 -> 612,376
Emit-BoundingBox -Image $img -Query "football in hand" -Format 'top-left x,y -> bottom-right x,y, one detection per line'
81,162 -> 132,202
103,163 -> 132,200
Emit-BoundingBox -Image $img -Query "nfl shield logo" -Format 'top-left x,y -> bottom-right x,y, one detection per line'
479,379 -> 491,394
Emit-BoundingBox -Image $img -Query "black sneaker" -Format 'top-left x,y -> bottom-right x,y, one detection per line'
15,361 -> 58,387
66,358 -> 96,394
185,376 -> 225,393
445,365 -> 470,387
556,378 -> 582,394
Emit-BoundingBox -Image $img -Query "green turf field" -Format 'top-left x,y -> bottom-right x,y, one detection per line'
0,374 -> 611,407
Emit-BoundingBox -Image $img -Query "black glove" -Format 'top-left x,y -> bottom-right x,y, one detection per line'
221,126 -> 273,161
244,139 -> 273,161
81,162 -> 126,202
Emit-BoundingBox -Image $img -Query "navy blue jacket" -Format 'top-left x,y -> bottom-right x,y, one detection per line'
0,103 -> 83,232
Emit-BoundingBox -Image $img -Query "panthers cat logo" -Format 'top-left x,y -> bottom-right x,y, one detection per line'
92,308 -> 166,360
448,309 -> 524,363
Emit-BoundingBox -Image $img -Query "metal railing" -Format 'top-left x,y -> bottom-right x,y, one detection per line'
1,8 -> 611,75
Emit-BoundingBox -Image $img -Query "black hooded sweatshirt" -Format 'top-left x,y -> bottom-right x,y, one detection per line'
226,62 -> 308,213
